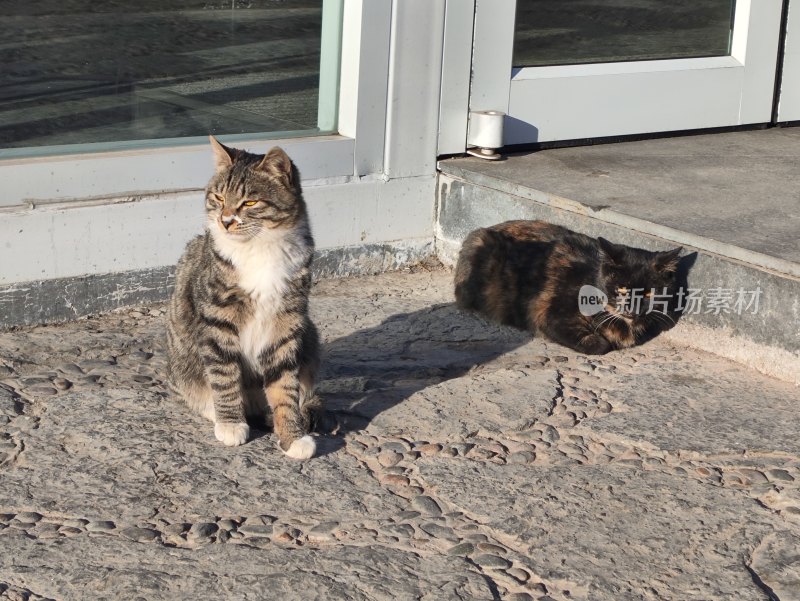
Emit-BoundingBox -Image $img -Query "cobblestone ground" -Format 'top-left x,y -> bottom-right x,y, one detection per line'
0,269 -> 798,601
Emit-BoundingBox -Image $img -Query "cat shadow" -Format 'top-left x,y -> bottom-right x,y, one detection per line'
311,303 -> 531,456
311,252 -> 699,456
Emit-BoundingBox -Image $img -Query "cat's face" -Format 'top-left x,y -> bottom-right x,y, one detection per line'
597,237 -> 682,324
205,136 -> 302,241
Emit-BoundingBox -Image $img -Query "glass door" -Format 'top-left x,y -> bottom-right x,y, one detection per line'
467,0 -> 785,146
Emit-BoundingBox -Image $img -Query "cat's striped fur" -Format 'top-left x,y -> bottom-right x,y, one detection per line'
166,137 -> 321,459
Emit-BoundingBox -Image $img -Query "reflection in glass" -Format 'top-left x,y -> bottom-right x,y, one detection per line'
0,1 -> 332,153
513,0 -> 735,68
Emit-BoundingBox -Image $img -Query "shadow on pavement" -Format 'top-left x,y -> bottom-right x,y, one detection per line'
311,303 -> 530,455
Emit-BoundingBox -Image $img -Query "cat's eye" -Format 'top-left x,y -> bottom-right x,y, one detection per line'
243,200 -> 259,207
210,193 -> 224,204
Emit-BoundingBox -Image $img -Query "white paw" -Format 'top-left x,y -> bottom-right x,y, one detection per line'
214,422 -> 250,446
283,435 -> 316,460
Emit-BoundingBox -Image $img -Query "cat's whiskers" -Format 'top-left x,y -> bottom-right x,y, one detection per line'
593,311 -> 619,331
214,221 -> 263,242
609,313 -> 626,329
648,310 -> 675,327
606,307 -> 634,324
591,311 -> 610,327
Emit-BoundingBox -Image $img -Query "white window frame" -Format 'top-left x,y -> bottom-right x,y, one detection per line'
0,0 -> 392,209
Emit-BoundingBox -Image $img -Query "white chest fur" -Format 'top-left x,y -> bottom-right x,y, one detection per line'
212,226 -> 307,368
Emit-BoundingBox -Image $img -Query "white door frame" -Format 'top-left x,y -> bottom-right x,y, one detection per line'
440,0 -> 786,150
778,0 -> 800,122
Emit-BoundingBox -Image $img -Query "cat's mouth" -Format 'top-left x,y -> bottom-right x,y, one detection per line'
222,227 -> 246,236
217,222 -> 251,238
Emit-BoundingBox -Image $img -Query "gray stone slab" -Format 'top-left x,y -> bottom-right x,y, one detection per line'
418,460 -> 778,601
749,531 -> 800,601
0,270 -> 797,600
0,529 -> 494,601
588,350 -> 800,455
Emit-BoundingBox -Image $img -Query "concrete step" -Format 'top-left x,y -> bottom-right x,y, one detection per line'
436,128 -> 800,385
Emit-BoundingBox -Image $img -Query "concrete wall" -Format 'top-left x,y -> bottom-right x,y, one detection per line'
0,175 -> 435,326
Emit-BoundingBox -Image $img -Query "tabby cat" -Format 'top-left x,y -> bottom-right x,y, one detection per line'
167,137 -> 321,459
454,220 -> 683,355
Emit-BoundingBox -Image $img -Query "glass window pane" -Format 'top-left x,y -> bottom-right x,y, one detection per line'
513,0 -> 736,68
1,0 -> 339,156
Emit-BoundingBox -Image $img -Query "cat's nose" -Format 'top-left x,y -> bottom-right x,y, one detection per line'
221,214 -> 237,230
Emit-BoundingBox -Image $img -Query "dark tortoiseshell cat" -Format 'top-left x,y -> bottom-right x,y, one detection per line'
454,221 -> 683,355
167,137 -> 321,458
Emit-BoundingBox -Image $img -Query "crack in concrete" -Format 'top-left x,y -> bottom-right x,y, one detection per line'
746,564 -> 781,601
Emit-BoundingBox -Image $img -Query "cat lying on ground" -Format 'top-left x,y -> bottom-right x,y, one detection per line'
454,220 -> 684,354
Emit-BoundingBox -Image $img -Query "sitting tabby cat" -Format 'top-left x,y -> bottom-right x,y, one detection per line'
167,137 -> 321,459
454,220 -> 683,355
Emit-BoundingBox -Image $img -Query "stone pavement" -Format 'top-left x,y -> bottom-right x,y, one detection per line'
0,268 -> 798,601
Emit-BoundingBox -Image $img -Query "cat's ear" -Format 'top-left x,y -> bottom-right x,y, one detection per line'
597,237 -> 626,265
258,147 -> 294,187
209,135 -> 235,172
654,247 -> 683,272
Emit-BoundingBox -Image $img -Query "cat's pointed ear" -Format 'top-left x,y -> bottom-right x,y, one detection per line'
209,135 -> 235,171
258,147 -> 294,187
654,246 -> 683,272
597,237 -> 625,265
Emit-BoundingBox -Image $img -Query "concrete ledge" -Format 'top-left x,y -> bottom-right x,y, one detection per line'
0,267 -> 175,329
439,128 -> 800,279
0,239 -> 435,328
436,173 -> 800,385
662,323 -> 800,387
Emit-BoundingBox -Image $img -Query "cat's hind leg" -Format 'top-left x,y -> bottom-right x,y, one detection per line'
180,381 -> 216,422
168,354 -> 216,422
297,326 -> 333,434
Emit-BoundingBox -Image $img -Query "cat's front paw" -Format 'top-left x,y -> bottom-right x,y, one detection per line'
578,334 -> 613,355
281,435 -> 316,460
214,422 -> 250,446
